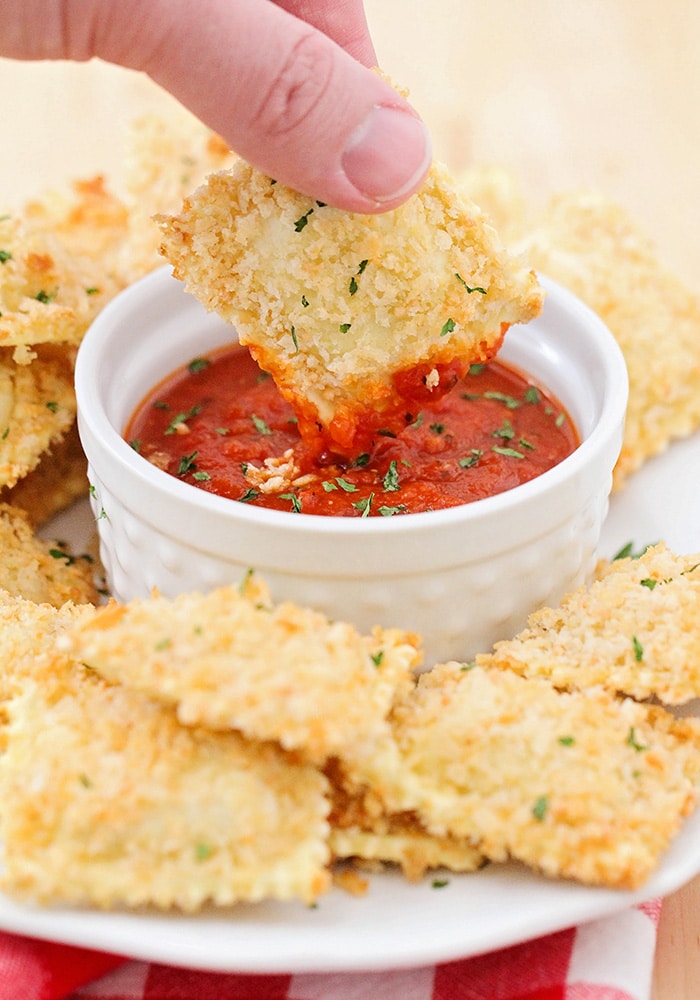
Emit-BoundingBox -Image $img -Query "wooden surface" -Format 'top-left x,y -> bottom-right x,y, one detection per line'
1,2 -> 699,995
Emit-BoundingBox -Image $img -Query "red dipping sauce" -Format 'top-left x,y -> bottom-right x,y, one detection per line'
125,343 -> 578,517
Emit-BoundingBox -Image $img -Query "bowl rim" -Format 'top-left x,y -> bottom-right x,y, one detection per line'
75,267 -> 629,539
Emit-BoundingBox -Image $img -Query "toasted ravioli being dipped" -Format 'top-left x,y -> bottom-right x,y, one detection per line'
158,160 -> 543,456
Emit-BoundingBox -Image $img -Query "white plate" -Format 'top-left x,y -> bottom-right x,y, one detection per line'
7,428 -> 698,974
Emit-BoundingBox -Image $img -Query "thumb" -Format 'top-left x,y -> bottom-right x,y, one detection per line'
91,0 -> 432,212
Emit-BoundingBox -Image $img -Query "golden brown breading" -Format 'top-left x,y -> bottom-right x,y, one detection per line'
0,503 -> 97,606
0,344 -> 77,489
64,581 -> 421,763
1,421 -> 88,527
157,159 -> 543,455
0,212 -> 111,347
0,656 -> 330,910
514,189 -> 700,488
340,663 -> 700,889
480,543 -> 700,705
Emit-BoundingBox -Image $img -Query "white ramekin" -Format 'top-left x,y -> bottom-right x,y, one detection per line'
75,266 -> 628,665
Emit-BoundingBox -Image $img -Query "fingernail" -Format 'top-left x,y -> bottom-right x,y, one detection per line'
341,105 -> 432,204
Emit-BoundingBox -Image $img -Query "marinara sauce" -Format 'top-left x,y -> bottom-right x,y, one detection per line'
125,343 -> 578,517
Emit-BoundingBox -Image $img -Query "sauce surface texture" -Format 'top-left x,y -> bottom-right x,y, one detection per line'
126,343 -> 578,517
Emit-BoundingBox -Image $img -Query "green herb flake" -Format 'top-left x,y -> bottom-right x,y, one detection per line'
458,450 -> 482,469
640,577 -> 657,590
78,773 -> 92,788
627,726 -> 649,752
301,294 -> 309,307
195,843 -> 214,862
558,735 -> 575,746
155,637 -> 172,651
353,493 -> 374,517
339,322 -> 352,333
555,412 -> 566,427
484,391 -> 521,410
612,542 -> 655,561
382,460 -> 401,492
468,363 -> 485,375
177,451 -> 198,476
35,288 -> 57,304
0,249 -> 12,264
45,401 -> 59,413
440,318 -> 456,336
431,878 -> 450,889
238,487 -> 260,503
492,446 -> 525,459
492,419 -> 515,441
371,650 -> 384,666
279,492 -> 302,513
1,427 -> 8,440
193,470 -> 211,482
429,422 -> 445,435
294,208 -> 314,231
351,453 -> 371,468
532,795 -> 549,822
524,386 -> 541,404
632,635 -> 644,662
357,259 -> 369,274
48,547 -> 75,566
165,404 -> 201,435
291,325 -> 299,352
455,273 -> 486,294
153,400 -> 169,410
187,357 -> 211,375
335,477 -> 358,493
129,439 -> 141,453
349,276 -> 359,296
322,480 -> 338,492
378,504 -> 407,517
85,286 -> 100,295
251,414 -> 272,435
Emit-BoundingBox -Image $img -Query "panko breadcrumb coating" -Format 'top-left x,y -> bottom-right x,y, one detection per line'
481,543 -> 700,705
157,159 -> 543,455
514,190 -> 700,488
0,344 -> 77,489
0,657 -> 330,910
340,663 -> 700,889
64,579 -> 421,763
0,503 -> 97,606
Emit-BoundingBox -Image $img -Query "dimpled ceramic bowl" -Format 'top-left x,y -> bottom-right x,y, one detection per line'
75,266 -> 628,665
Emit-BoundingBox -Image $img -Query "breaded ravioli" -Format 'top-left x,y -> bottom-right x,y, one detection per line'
0,503 -> 97,607
64,579 -> 421,763
0,659 -> 330,909
340,663 -> 700,889
481,543 -> 700,705
157,159 -> 543,455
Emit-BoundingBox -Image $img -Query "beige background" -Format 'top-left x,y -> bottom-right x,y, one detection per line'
1,2 -> 699,995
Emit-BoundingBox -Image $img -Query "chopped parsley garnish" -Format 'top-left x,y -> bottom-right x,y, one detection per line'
195,843 -> 214,861
48,547 -> 75,566
492,446 -> 525,459
632,636 -> 644,662
335,477 -> 358,492
371,650 -> 384,666
431,878 -> 450,889
294,208 -> 314,231
524,386 -> 541,404
290,325 -> 298,352
339,322 -> 352,333
164,404 -> 201,435
279,492 -> 302,513
555,412 -> 566,427
558,735 -> 575,746
187,357 -> 211,374
382,460 -> 401,492
193,470 -> 211,482
378,504 -> 408,516
455,273 -> 486,294
613,542 -> 654,561
45,401 -> 59,413
301,294 -> 309,307
492,419 -> 515,441
177,451 -> 198,476
468,363 -> 485,375
0,249 -> 12,264
429,422 -> 445,435
35,288 -> 57,303
349,276 -> 358,296
251,414 -> 272,435
440,318 -> 456,336
238,487 -> 259,503
458,450 -> 482,468
640,577 -> 657,590
352,493 -> 374,517
130,439 -> 141,452
484,391 -> 521,409
351,453 -> 370,468
627,726 -> 649,752
532,795 -> 549,822
357,259 -> 369,274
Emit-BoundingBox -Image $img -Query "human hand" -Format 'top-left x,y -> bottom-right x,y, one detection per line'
1,0 -> 431,212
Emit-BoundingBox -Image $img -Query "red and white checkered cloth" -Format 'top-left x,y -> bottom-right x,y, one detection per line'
0,900 -> 661,1000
